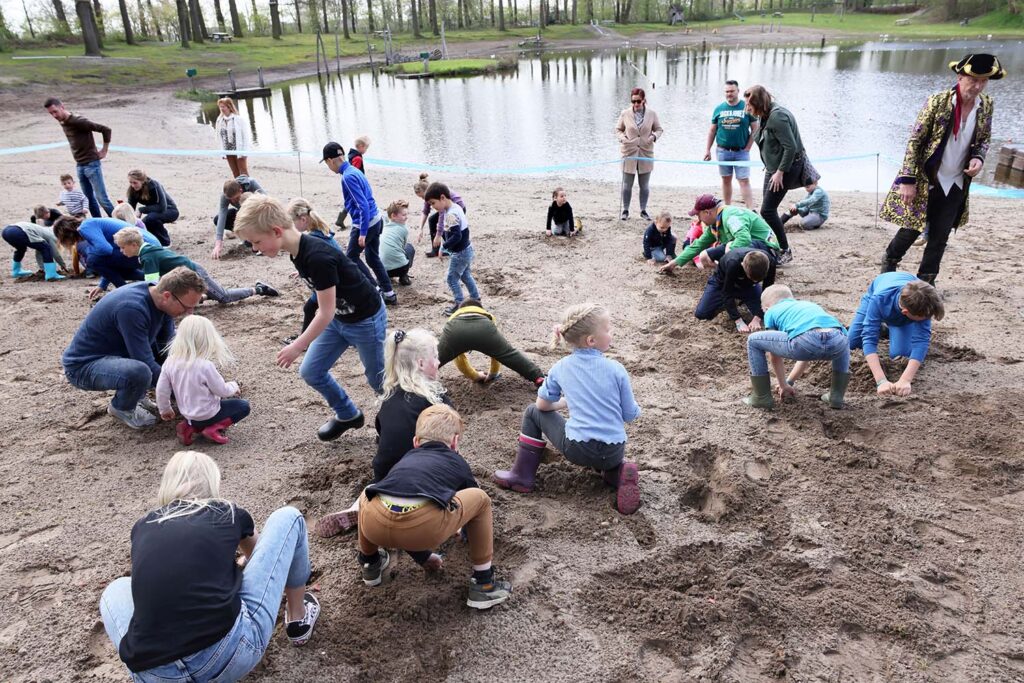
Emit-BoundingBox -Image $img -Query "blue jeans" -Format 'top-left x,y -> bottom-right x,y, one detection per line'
77,160 -> 114,217
88,250 -> 145,289
446,246 -> 480,304
346,218 -> 393,294
717,148 -> 751,180
64,356 -> 153,411
99,507 -> 311,682
189,398 -> 251,429
299,304 -> 387,420
747,328 -> 850,377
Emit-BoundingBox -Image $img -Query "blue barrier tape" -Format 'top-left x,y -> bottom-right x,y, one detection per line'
0,142 -> 65,156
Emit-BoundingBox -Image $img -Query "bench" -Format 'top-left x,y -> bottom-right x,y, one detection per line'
211,32 -> 233,42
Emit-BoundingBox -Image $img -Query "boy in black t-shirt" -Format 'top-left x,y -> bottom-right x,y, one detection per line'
234,195 -> 388,441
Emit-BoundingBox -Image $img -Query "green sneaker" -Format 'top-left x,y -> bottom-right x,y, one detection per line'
466,577 -> 512,610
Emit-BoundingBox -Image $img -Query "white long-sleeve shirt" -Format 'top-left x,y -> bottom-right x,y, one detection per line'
156,358 -> 238,422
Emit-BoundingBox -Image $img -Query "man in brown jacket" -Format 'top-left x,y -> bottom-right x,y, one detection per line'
44,97 -> 114,218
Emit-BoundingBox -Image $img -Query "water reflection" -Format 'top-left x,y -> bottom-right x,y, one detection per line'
198,39 -> 1024,191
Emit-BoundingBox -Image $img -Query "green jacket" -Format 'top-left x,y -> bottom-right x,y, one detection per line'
140,243 -> 196,282
755,104 -> 804,175
675,206 -> 778,266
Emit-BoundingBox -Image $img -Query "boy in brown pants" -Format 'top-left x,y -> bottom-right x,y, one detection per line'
356,404 -> 512,610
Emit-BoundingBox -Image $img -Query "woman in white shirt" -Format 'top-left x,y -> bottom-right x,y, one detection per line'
215,97 -> 252,177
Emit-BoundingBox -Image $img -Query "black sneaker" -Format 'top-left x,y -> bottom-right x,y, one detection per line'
383,292 -> 398,307
398,274 -> 412,286
777,248 -> 794,266
362,548 -> 390,586
620,211 -> 629,221
640,210 -> 652,221
443,303 -> 459,316
285,591 -> 320,646
255,281 -> 280,297
317,411 -> 365,441
282,334 -> 298,345
466,576 -> 512,609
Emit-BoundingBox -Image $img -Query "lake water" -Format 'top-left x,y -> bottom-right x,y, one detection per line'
199,38 -> 1024,192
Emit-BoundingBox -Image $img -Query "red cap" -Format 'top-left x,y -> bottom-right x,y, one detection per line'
688,194 -> 720,216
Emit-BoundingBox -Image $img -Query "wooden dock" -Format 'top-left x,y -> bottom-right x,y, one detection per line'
394,72 -> 434,80
996,143 -> 1024,188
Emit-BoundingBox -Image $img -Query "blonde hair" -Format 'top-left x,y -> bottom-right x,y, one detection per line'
113,226 -> 144,247
655,210 -> 672,224
112,203 -> 139,225
761,284 -> 793,311
166,314 -> 235,367
287,197 -> 331,235
152,451 -> 233,524
386,199 -> 409,218
234,194 -> 290,237
382,328 -> 446,405
900,280 -> 945,321
354,134 -> 371,148
217,97 -> 239,116
552,303 -> 609,350
33,204 -> 49,219
415,405 -> 463,445
413,172 -> 430,195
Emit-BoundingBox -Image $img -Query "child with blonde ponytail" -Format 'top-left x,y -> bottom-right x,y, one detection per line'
494,303 -> 642,514
315,328 -> 453,539
157,315 -> 251,446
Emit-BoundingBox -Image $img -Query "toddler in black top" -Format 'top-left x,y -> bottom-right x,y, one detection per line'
31,205 -> 63,226
546,187 -> 575,236
233,194 -> 387,443
643,210 -> 677,264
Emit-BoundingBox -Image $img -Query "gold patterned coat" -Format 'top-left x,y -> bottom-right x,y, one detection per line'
879,88 -> 993,232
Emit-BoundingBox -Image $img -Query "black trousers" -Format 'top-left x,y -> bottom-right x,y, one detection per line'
885,183 -> 965,278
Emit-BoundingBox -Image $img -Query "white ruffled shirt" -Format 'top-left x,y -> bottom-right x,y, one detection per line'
937,102 -> 977,195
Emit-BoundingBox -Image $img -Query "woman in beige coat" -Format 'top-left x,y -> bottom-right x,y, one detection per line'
615,87 -> 664,221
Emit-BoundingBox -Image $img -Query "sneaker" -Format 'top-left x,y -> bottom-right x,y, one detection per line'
314,509 -> 359,538
107,403 -> 158,429
640,210 -> 652,221
620,211 -> 629,221
383,292 -> 398,307
398,274 -> 412,286
362,548 -> 390,587
137,397 -> 159,415
255,281 -> 280,297
913,236 -> 928,247
285,591 -> 321,646
282,334 -> 298,345
777,248 -> 794,266
466,576 -> 512,610
317,411 -> 365,441
443,303 -> 460,316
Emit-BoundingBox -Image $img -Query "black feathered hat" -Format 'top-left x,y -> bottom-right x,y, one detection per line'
949,53 -> 1006,80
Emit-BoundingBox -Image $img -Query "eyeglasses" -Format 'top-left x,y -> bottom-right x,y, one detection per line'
631,99 -> 643,104
172,292 -> 195,312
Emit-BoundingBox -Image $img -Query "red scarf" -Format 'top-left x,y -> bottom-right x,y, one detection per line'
952,83 -> 963,141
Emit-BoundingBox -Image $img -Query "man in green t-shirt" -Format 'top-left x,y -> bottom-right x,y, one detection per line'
703,80 -> 758,208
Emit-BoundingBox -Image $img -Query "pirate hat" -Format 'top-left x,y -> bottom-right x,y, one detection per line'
949,53 -> 1006,80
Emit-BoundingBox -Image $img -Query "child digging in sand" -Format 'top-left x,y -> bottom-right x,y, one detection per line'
356,404 -> 513,610
438,299 -> 545,386
157,315 -> 250,445
546,187 -> 576,237
743,284 -> 850,410
493,303 -> 642,514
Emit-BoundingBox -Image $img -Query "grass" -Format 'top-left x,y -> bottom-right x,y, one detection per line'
614,8 -> 1024,37
386,57 -> 515,76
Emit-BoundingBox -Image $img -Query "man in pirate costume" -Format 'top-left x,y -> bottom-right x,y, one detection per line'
879,53 -> 1006,285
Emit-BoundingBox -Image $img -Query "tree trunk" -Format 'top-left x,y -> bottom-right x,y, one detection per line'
322,0 -> 329,29
52,0 -> 72,33
946,0 -> 957,18
135,0 -> 149,36
367,0 -> 375,30
212,0 -> 226,30
456,0 -> 464,27
294,0 -> 302,31
147,0 -> 164,39
227,0 -> 242,34
490,0 -> 495,25
410,0 -> 420,35
351,2 -> 357,31
396,0 -> 403,30
23,0 -> 36,38
178,0 -> 191,42
92,0 -> 106,43
118,0 -> 136,43
76,0 -> 103,53
249,0 -> 260,32
585,0 -> 592,21
571,0 -> 576,23
428,0 -> 438,34
197,0 -> 210,36
270,0 -> 282,36
498,0 -> 505,28
341,0 -> 351,37
512,0 -> 517,25
188,0 -> 204,40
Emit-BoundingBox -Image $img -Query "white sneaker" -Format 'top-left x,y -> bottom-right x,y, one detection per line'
107,403 -> 158,429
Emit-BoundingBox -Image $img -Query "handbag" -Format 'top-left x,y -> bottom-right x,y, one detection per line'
783,153 -> 820,191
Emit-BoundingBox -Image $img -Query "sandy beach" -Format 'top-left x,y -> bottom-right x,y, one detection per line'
1,87 -> 1023,682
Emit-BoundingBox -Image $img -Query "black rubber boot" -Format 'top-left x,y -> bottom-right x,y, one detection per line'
880,256 -> 900,274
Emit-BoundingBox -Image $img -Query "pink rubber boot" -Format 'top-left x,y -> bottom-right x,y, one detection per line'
493,435 -> 545,493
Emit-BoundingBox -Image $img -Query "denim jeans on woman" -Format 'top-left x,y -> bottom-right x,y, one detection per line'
99,507 -> 311,683
77,160 -> 114,218
299,303 -> 387,420
747,328 -> 850,376
446,246 -> 480,304
64,356 -> 153,411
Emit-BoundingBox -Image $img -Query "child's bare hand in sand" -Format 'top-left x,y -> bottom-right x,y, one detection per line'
423,553 -> 444,572
876,380 -> 893,396
776,382 -> 796,401
659,260 -> 678,274
277,342 -> 303,368
88,286 -> 105,301
891,379 -> 912,397
160,410 -> 175,421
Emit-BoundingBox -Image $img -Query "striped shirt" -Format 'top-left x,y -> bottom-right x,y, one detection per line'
538,347 -> 641,444
59,189 -> 88,216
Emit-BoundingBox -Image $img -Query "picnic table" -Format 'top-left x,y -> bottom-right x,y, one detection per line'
211,32 -> 233,43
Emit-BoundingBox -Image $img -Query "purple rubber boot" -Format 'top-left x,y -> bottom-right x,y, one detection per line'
493,435 -> 544,493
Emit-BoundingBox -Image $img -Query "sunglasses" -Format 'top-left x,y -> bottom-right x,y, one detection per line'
172,292 -> 195,312
631,99 -> 643,104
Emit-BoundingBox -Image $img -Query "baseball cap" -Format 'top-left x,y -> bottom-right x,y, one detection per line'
320,141 -> 344,163
688,194 -> 720,216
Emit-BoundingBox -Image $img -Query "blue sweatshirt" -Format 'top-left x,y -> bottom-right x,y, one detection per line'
338,161 -> 381,236
642,223 -> 677,259
62,282 -> 175,382
796,186 -> 830,219
79,217 -> 159,258
856,272 -> 932,363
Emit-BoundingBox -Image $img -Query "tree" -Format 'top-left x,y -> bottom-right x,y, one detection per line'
0,5 -> 13,49
228,0 -> 242,36
269,0 -> 282,36
135,0 -> 149,36
188,0 -> 204,41
22,0 -> 36,37
497,0 -> 505,28
92,0 -> 106,41
76,0 -> 103,54
212,0 -> 226,30
294,0 -> 302,31
367,0 -> 375,30
52,0 -> 72,33
146,0 -> 164,39
395,0 -> 403,30
175,0 -> 190,45
409,0 -> 420,35
118,0 -> 136,43
341,0 -> 350,37
428,0 -> 438,34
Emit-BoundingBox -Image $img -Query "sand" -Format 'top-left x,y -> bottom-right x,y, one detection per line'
1,85 -> 1024,683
